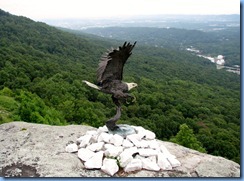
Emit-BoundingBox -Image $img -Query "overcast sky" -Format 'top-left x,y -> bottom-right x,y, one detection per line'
0,0 -> 240,20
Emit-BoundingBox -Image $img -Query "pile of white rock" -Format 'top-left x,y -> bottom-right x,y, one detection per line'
65,125 -> 181,176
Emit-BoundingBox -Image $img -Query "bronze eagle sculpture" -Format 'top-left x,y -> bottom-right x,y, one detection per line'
83,42 -> 137,131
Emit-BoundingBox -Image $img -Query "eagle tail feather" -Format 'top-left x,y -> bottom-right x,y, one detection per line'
82,80 -> 101,90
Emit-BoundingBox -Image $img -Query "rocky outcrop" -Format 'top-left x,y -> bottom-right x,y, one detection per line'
66,125 -> 181,176
0,122 -> 240,177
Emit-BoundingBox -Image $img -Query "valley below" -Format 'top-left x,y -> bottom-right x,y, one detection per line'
186,47 -> 240,75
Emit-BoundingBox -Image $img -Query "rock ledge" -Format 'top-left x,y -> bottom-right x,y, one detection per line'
0,122 -> 240,177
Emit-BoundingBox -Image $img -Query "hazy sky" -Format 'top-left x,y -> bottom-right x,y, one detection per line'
0,0 -> 240,20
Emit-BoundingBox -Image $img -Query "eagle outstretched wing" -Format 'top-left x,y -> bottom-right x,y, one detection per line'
97,42 -> 136,84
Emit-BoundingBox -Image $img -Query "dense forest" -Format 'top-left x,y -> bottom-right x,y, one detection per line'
0,9 -> 240,163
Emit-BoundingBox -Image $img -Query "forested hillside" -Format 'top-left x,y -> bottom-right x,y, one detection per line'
0,9 -> 240,163
82,26 -> 240,66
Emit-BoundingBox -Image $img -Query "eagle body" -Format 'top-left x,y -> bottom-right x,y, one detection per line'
83,42 -> 137,130
100,80 -> 131,99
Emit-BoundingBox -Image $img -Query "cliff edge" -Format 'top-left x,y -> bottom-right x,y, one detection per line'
0,122 -> 240,177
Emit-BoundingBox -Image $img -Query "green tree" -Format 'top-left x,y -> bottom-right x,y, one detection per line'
16,90 -> 66,125
0,87 -> 14,97
170,123 -> 206,153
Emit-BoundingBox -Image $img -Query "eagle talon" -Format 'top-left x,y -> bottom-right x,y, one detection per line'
126,95 -> 136,104
132,95 -> 136,103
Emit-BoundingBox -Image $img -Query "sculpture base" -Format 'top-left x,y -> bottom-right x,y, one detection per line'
108,124 -> 136,137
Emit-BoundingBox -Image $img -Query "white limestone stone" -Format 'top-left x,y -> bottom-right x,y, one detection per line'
77,134 -> 92,148
87,131 -> 99,143
86,142 -> 104,152
104,143 -> 115,150
84,151 -> 104,169
148,139 -> 159,149
97,126 -> 108,133
97,132 -> 112,143
137,140 -> 149,148
92,134 -> 100,142
135,154 -> 145,159
122,139 -> 134,148
86,130 -> 97,136
101,158 -> 119,176
110,134 -> 124,146
126,134 -> 141,147
160,144 -> 176,159
141,157 -> 160,171
157,152 -> 173,170
104,145 -> 124,157
118,153 -> 132,167
123,147 -> 138,156
138,148 -> 158,157
65,143 -> 78,153
167,156 -> 181,167
119,154 -> 133,168
137,131 -> 147,140
132,126 -> 146,133
124,158 -> 143,172
78,148 -> 95,162
144,130 -> 156,140
148,155 -> 157,163
118,147 -> 138,168
127,133 -> 142,141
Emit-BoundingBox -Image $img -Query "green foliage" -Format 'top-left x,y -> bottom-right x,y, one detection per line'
170,124 -> 206,153
0,95 -> 18,112
0,9 -> 240,163
15,90 -> 66,125
0,88 -> 19,124
0,87 -> 14,97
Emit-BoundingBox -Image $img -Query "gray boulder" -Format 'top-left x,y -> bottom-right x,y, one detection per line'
0,122 -> 240,177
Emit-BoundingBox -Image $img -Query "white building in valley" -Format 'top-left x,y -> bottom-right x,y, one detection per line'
215,55 -> 225,65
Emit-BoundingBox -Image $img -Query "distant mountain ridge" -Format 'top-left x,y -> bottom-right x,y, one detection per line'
44,14 -> 240,31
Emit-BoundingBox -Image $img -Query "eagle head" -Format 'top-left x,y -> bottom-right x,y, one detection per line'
126,82 -> 138,91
